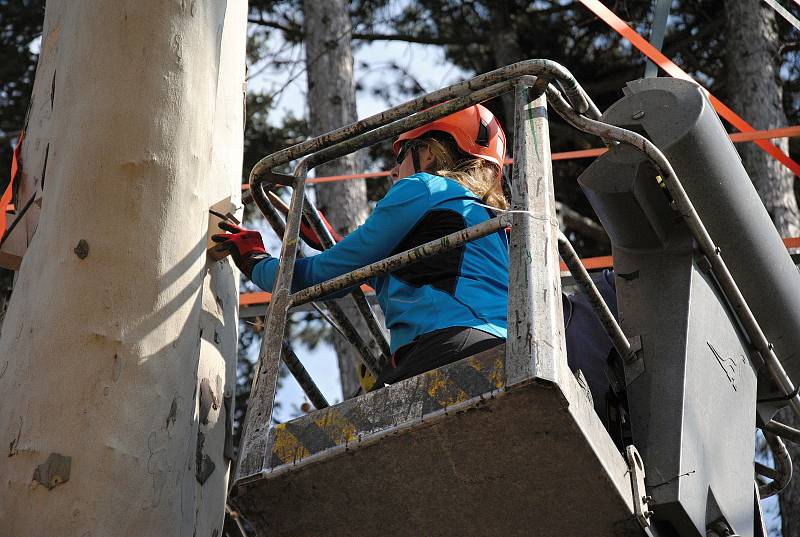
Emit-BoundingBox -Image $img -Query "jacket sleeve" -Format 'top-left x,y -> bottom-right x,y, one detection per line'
250,175 -> 431,295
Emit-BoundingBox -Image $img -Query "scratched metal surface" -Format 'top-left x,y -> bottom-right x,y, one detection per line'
239,346 -> 505,481
234,345 -> 639,536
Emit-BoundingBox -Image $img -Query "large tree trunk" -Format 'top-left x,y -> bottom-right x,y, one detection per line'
304,0 -> 372,398
0,2 -> 245,535
725,1 -> 800,534
725,0 -> 800,237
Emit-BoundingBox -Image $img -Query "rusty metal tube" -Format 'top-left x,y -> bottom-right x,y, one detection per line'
281,341 -> 329,410
248,59 -> 596,191
547,86 -> 800,418
254,191 -> 384,376
289,215 -> 509,307
235,175 -> 309,484
764,420 -> 800,445
297,80 -> 519,177
556,230 -> 632,361
758,432 -> 792,498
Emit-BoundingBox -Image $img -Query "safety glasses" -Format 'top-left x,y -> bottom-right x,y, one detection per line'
395,141 -> 421,166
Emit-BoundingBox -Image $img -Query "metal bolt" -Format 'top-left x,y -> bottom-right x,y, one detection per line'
632,110 -> 646,120
73,239 -> 89,259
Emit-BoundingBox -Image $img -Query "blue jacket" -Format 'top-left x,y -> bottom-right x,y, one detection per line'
252,172 -> 509,352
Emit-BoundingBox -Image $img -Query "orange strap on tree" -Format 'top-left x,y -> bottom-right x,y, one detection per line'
1,132 -> 24,234
577,0 -> 800,177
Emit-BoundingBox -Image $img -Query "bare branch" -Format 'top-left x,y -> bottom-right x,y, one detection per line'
247,17 -> 303,38
247,16 -> 462,46
351,32 -> 462,46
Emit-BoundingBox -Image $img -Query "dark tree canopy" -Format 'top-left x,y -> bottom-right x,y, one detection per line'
0,0 -> 45,179
243,0 -> 797,255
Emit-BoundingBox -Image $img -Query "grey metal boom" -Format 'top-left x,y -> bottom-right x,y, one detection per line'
547,85 -> 800,418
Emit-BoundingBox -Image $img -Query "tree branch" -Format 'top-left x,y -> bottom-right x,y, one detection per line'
352,32 -> 462,46
247,17 -> 302,37
247,16 -> 462,47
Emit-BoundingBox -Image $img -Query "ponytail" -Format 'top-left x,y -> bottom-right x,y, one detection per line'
418,135 -> 508,210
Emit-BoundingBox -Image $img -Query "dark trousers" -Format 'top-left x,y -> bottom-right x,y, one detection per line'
372,326 -> 504,390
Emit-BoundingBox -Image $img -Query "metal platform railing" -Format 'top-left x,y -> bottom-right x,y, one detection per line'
232,60 -> 800,506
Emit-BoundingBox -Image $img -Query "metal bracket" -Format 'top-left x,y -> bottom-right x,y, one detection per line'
624,335 -> 646,385
574,369 -> 594,408
516,75 -> 549,103
626,335 -> 642,363
625,445 -> 652,529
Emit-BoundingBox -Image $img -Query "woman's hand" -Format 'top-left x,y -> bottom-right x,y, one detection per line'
211,221 -> 270,278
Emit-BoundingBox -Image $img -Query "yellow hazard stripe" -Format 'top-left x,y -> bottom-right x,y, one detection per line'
466,355 -> 504,389
272,423 -> 310,464
426,369 -> 470,407
270,352 -> 505,465
314,408 -> 358,445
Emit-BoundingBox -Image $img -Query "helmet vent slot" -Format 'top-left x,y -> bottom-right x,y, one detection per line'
475,120 -> 490,147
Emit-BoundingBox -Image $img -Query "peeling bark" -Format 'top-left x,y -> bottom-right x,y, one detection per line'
32,453 -> 71,490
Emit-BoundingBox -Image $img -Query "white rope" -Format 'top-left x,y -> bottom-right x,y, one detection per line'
762,0 -> 800,31
472,201 -> 539,219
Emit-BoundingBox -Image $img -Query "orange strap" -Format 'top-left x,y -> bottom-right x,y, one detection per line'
239,283 -> 374,308
236,237 -> 800,306
729,126 -> 800,143
577,0 -> 800,177
559,255 -> 614,272
238,126 -> 800,190
1,133 -> 24,234
784,237 -> 800,249
308,171 -> 390,184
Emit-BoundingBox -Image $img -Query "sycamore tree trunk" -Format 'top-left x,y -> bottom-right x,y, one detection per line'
0,2 -> 246,535
304,0 -> 373,398
725,1 -> 800,534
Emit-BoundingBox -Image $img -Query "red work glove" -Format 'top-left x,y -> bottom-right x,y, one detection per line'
300,211 -> 344,251
211,221 -> 270,278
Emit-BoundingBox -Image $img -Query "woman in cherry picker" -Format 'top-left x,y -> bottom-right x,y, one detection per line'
214,104 -> 509,391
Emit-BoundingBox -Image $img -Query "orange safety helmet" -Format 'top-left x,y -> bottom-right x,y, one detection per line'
392,104 -> 507,177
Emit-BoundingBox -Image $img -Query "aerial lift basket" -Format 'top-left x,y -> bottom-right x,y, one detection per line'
231,63 -> 797,537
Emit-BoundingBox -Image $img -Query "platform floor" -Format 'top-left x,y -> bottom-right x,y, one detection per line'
233,346 -> 641,536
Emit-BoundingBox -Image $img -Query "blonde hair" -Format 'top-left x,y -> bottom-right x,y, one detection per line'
416,135 -> 508,210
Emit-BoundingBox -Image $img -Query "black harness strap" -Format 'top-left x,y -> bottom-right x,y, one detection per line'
411,145 -> 422,173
